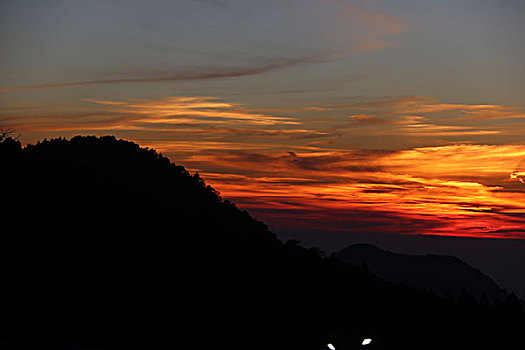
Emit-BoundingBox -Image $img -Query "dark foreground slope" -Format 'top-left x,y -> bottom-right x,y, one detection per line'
1,136 -> 524,350
337,244 -> 506,301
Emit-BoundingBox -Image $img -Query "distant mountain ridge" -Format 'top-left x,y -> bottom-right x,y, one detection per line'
336,243 -> 506,302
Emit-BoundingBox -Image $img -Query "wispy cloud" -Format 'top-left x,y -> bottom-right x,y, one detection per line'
304,96 -> 521,116
302,96 -> 525,142
0,58 -> 322,92
87,96 -> 300,126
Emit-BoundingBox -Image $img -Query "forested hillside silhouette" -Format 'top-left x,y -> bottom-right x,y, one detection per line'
1,135 -> 524,350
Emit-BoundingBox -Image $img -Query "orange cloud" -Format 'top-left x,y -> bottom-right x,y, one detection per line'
87,96 -> 299,126
306,96 -> 524,120
188,144 -> 525,240
299,96 -> 525,144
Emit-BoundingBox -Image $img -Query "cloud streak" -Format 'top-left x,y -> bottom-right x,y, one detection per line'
0,58 -> 322,92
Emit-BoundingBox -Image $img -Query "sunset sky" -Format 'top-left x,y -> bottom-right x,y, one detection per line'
2,0 -> 525,246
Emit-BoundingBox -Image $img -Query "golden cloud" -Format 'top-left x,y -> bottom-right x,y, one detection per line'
191,144 -> 525,239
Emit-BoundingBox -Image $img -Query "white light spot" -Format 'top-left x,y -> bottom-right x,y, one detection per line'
327,343 -> 336,350
362,338 -> 372,345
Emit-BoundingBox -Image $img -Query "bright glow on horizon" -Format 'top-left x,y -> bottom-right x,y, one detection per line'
511,171 -> 525,183
195,143 -> 525,240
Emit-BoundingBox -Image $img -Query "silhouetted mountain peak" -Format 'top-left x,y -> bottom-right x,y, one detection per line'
336,243 -> 506,301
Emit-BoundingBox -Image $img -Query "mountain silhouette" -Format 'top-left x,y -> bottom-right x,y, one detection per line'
336,244 -> 506,302
1,135 -> 524,350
